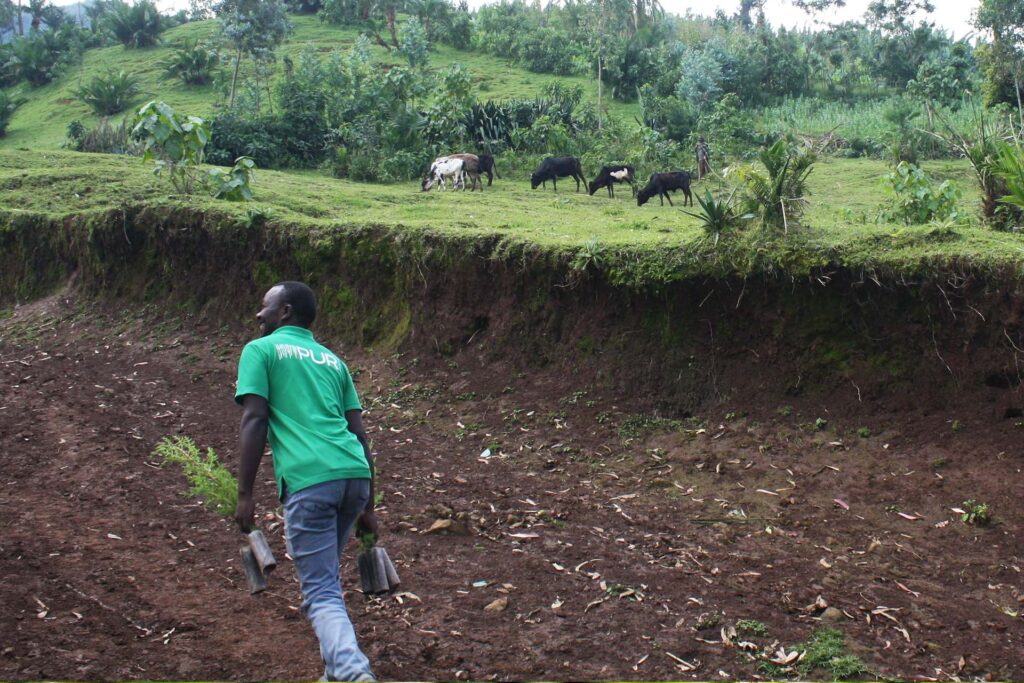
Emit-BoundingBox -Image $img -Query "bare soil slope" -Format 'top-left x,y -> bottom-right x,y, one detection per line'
1,293 -> 1022,681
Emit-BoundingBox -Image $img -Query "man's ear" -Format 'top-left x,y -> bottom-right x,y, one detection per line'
281,303 -> 293,322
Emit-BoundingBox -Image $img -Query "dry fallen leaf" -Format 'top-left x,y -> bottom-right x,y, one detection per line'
666,652 -> 698,672
483,597 -> 508,612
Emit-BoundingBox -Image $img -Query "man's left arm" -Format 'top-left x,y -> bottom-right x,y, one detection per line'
346,409 -> 378,537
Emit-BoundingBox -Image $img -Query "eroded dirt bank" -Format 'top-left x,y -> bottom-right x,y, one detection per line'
1,290 -> 1022,682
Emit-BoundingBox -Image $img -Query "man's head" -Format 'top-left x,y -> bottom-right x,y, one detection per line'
257,281 -> 317,336
699,136 -> 705,143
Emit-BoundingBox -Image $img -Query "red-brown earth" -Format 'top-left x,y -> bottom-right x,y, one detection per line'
1,291 -> 1022,681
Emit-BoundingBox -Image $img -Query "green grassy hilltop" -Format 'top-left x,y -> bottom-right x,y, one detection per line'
0,15 -> 637,151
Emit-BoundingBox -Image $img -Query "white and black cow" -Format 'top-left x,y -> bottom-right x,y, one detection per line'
588,164 -> 637,198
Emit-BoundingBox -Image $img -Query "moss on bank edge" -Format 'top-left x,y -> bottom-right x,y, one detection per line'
3,149 -> 1024,290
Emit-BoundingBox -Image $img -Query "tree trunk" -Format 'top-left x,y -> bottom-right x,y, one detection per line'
387,6 -> 398,48
1015,66 -> 1023,133
597,55 -> 603,132
17,0 -> 23,36
229,48 -> 242,110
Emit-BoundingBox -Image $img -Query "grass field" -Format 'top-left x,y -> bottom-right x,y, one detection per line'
4,148 -> 1022,282
0,15 -> 638,151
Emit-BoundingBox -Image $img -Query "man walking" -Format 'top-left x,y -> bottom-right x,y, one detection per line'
695,136 -> 711,181
234,281 -> 377,682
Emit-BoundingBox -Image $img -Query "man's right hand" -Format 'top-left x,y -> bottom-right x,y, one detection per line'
235,492 -> 255,533
356,509 -> 379,538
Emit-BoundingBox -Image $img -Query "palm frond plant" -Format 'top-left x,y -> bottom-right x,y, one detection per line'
161,38 -> 220,85
0,90 -> 25,137
105,0 -> 164,48
733,139 -> 816,231
77,69 -> 141,115
994,144 -> 1024,218
685,188 -> 748,245
930,103 -> 1015,227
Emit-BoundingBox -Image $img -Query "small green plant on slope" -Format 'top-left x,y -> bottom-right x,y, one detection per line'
759,628 -> 865,680
733,139 -> 816,231
161,38 -> 221,86
133,100 -> 209,194
685,189 -> 748,245
154,435 -> 237,516
879,161 -> 961,225
572,237 -> 605,272
77,69 -> 142,116
959,499 -> 991,525
208,155 -> 256,201
0,91 -> 25,137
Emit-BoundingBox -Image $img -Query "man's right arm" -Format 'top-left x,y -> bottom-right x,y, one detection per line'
235,394 -> 269,533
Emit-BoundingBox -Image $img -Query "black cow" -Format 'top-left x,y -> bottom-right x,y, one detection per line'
588,164 -> 637,198
530,156 -> 586,192
637,171 -> 693,207
478,153 -> 500,186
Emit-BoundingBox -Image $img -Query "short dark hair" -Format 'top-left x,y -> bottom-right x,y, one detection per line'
275,281 -> 317,327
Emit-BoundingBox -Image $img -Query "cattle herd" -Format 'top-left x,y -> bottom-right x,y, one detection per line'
421,154 -> 693,207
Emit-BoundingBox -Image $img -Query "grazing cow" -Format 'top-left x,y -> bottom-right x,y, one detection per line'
637,171 -> 693,207
588,164 -> 637,198
421,156 -> 465,192
446,153 -> 483,191
478,153 -> 500,186
530,156 -> 586,192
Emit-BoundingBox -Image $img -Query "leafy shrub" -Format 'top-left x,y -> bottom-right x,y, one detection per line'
154,435 -> 237,516
208,156 -> 257,201
879,162 -> 961,225
64,117 -> 143,154
399,16 -> 429,68
206,113 -> 291,167
105,0 -> 165,48
133,100 -> 209,194
161,38 -> 220,85
77,69 -> 141,115
0,90 -> 25,137
285,0 -> 322,13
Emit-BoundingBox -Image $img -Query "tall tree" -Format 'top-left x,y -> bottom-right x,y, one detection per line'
738,0 -> 765,30
0,0 -> 14,32
215,0 -> 291,108
584,0 -> 631,130
975,0 -> 1024,126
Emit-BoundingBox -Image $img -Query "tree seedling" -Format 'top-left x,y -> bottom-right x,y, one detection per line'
357,532 -> 401,595
957,500 -> 991,525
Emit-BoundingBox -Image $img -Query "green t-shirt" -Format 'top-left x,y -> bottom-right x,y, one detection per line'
234,325 -> 370,498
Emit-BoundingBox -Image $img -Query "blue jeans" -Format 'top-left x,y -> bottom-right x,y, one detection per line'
284,479 -> 374,682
